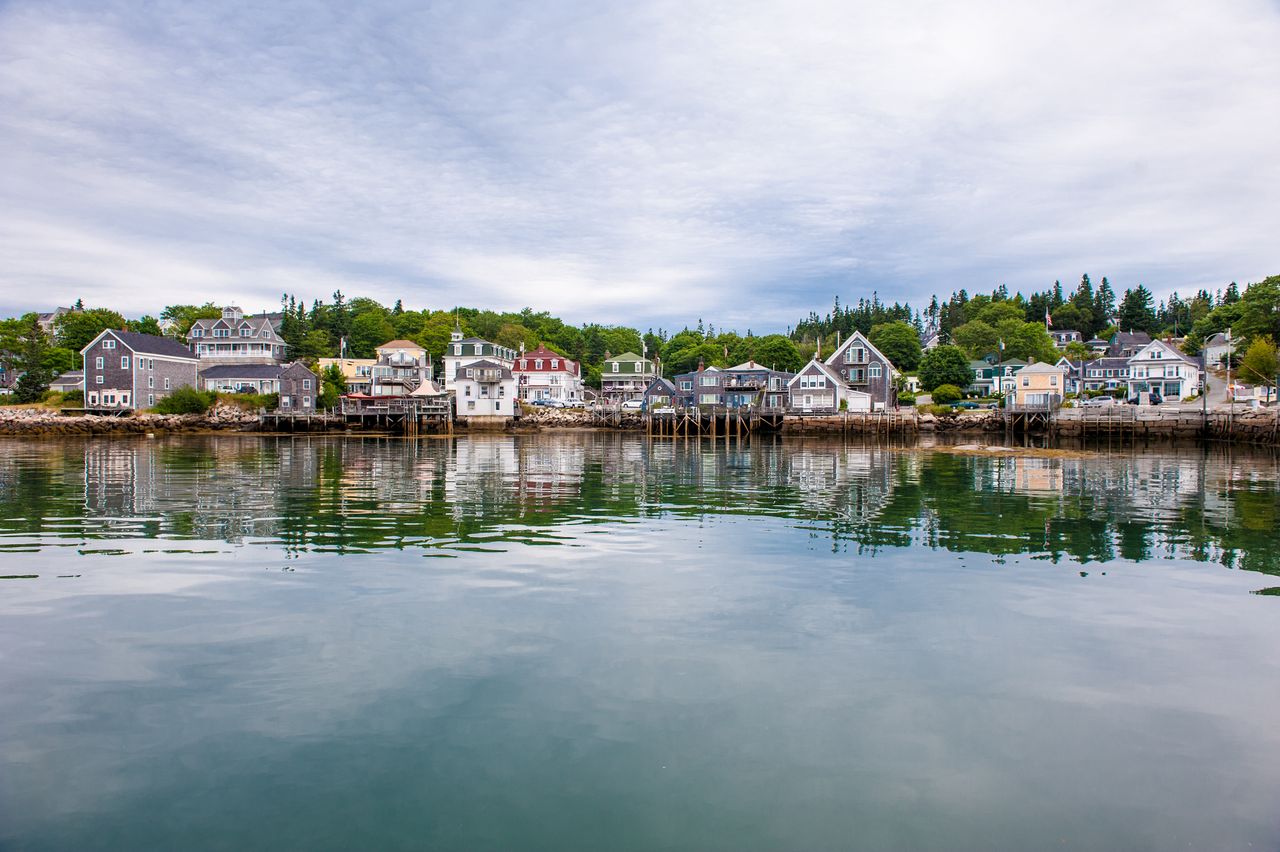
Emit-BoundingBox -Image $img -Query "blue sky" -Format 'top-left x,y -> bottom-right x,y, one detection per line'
1,0 -> 1277,332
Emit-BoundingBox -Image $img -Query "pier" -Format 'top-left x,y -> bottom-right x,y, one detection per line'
643,406 -> 786,437
339,396 -> 453,435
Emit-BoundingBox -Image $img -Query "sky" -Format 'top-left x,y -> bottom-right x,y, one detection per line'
1,0 -> 1278,333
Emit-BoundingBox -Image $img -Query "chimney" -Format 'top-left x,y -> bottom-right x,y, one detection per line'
697,358 -> 705,372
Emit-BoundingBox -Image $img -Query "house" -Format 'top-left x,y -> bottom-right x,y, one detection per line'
512,345 -> 583,404
787,358 -> 871,413
1009,362 -> 1065,408
1127,339 -> 1202,400
922,330 -> 941,351
317,357 -> 374,395
453,358 -> 519,422
187,306 -> 288,365
37,307 -> 74,337
371,340 -> 432,396
824,330 -> 898,408
601,351 -> 656,403
199,364 -> 285,394
970,359 -> 1023,396
1086,337 -> 1110,354
49,371 -> 83,393
642,377 -> 680,410
674,363 -> 726,407
722,360 -> 793,409
1051,329 -> 1082,348
1058,357 -> 1131,395
442,326 -> 516,391
1109,331 -> 1152,358
278,362 -> 320,411
80,330 -> 198,411
1201,332 -> 1232,369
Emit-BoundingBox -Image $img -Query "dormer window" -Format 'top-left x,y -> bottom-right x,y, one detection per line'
612,362 -> 619,372
535,360 -> 543,369
191,328 -> 202,338
239,327 -> 251,337
551,359 -> 558,369
520,360 -> 527,370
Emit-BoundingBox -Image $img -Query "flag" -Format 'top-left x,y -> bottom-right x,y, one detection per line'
1045,309 -> 1053,328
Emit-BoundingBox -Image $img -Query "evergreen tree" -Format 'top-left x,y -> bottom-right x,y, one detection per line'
1118,285 -> 1159,334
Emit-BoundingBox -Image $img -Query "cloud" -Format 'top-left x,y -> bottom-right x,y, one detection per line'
1,0 -> 1277,330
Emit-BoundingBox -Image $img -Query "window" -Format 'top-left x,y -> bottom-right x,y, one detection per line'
191,328 -> 202,338
699,393 -> 718,404
1050,376 -> 1058,386
148,394 -> 154,406
95,375 -> 103,385
147,376 -> 154,388
680,381 -> 692,391
164,378 -> 170,390
303,396 -> 311,407
612,362 -> 619,373
88,392 -> 98,405
495,401 -> 501,411
1022,378 -> 1029,387
121,356 -> 129,369
467,400 -> 475,410
95,356 -> 104,369
302,379 -> 311,390
466,368 -> 473,378
869,364 -> 882,378
700,376 -> 717,386
551,359 -> 558,369
103,339 -> 116,350
520,360 -> 527,370
240,327 -> 250,337
464,386 -> 471,397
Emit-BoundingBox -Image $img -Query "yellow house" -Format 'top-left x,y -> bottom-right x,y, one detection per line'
1010,362 -> 1065,408
317,357 -> 374,394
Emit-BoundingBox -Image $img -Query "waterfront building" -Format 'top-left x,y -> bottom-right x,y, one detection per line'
80,330 -> 198,411
37,307 -> 74,337
969,359 -> 1023,396
600,351 -> 656,403
787,358 -> 871,412
453,358 -> 519,422
317,357 -> 374,395
200,364 -> 286,394
642,377 -> 680,409
672,360 -> 792,409
512,345 -> 583,404
1009,362 -> 1066,408
371,340 -> 433,396
1127,340 -> 1202,400
824,331 -> 898,408
187,306 -> 288,365
278,362 -> 320,411
442,326 -> 517,391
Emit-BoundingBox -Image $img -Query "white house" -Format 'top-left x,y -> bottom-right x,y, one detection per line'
442,326 -> 516,391
787,358 -> 872,412
453,358 -> 519,423
1127,339 -> 1202,400
1201,332 -> 1232,369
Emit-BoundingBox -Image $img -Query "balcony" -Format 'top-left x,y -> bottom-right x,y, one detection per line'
472,369 -> 503,383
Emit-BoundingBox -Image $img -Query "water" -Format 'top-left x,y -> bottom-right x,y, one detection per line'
1,433 -> 1278,851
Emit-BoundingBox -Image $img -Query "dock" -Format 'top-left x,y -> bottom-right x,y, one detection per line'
339,396 -> 454,435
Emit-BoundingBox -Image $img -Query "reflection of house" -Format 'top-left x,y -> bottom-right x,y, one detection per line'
600,352 -> 656,403
1127,340 -> 1201,400
513,345 -> 583,404
788,358 -> 871,412
825,331 -> 897,409
81,330 -> 198,411
188,306 -> 288,365
1010,362 -> 1065,408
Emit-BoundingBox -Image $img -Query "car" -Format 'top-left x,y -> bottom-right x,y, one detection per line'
530,398 -> 566,408
620,399 -> 644,411
953,401 -> 982,410
1082,396 -> 1115,407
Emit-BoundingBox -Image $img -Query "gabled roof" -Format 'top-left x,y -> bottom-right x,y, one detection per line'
377,339 -> 424,350
644,377 -> 678,394
460,359 -> 513,379
825,330 -> 898,373
84,330 -> 197,359
607,351 -> 645,362
1204,332 -> 1230,346
1015,361 -> 1066,374
1127,338 -> 1199,366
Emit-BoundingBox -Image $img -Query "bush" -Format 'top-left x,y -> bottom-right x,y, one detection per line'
155,386 -> 216,414
61,389 -> 83,404
931,384 -> 963,404
838,398 -> 848,411
897,391 -> 917,405
217,391 -> 278,410
922,404 -> 957,417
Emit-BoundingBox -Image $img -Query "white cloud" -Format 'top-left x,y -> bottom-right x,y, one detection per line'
0,0 -> 1277,328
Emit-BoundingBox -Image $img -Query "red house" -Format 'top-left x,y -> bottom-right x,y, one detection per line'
512,345 -> 584,405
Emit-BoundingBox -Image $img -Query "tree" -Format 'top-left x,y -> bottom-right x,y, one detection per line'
1117,285 -> 1158,335
1232,276 -> 1280,346
918,345 -> 973,391
11,316 -> 52,402
931,384 -> 963,404
749,334 -> 803,372
319,364 -> 346,409
298,329 -> 333,362
951,321 -> 998,359
868,321 -> 923,371
55,308 -> 127,365
1239,336 -> 1278,399
127,316 -> 163,336
348,312 -> 396,357
161,303 -> 222,337
1064,341 -> 1092,361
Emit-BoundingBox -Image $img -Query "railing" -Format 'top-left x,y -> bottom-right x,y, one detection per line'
471,369 -> 504,383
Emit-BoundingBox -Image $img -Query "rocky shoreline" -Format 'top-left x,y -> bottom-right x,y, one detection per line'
0,404 -> 266,436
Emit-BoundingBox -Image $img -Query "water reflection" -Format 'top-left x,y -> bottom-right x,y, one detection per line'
0,434 -> 1276,579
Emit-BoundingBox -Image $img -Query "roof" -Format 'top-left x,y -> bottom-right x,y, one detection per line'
1128,339 -> 1200,366
1015,361 -> 1066,374
1204,332 -> 1230,346
377,339 -> 424,350
198,364 -> 284,379
826,330 -> 898,373
52,370 -> 83,380
644,377 -> 678,394
409,380 -> 446,397
788,357 -> 845,387
87,330 -> 197,359
460,359 -> 513,379
607,352 -> 645,362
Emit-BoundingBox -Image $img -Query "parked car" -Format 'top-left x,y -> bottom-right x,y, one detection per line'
953,401 -> 982,410
620,399 -> 644,411
1082,396 -> 1115,407
531,398 -> 566,408
1127,392 -> 1163,406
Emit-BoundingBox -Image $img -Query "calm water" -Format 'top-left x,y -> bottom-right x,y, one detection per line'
1,433 -> 1279,851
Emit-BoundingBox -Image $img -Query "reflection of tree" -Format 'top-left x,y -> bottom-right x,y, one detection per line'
0,436 -> 1277,580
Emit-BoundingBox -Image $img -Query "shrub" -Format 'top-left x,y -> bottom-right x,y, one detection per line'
61,389 -> 83,404
155,386 -> 216,414
217,391 -> 278,410
923,404 -> 956,417
838,398 -> 848,411
897,391 -> 917,405
931,384 -> 963,405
